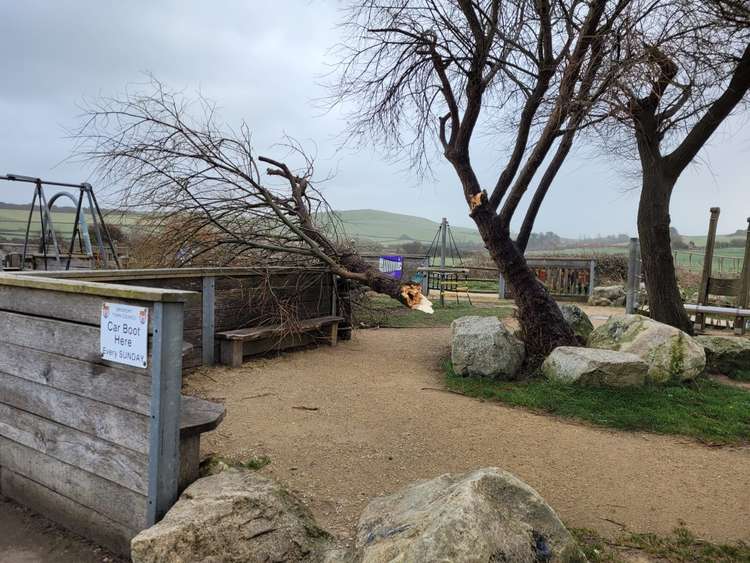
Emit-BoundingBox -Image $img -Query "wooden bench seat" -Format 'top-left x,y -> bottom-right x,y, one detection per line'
178,395 -> 225,491
216,315 -> 344,367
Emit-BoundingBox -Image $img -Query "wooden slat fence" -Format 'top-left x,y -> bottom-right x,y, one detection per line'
0,274 -> 195,555
21,267 -> 341,369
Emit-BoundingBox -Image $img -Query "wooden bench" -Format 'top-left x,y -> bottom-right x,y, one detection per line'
179,396 -> 225,490
217,315 -> 345,367
692,210 -> 750,335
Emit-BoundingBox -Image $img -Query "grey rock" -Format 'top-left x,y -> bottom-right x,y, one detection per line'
451,316 -> 525,379
542,346 -> 648,387
592,285 -> 625,301
695,335 -> 750,379
559,304 -> 594,343
131,470 -> 333,563
353,467 -> 581,563
588,314 -> 705,382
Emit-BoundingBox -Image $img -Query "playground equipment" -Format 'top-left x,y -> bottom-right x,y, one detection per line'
0,174 -> 120,270
419,217 -> 472,306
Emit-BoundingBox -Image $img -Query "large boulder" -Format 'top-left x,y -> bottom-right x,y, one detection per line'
588,314 -> 705,383
542,346 -> 648,387
131,470 -> 333,563
353,468 -> 581,563
588,285 -> 625,307
559,304 -> 594,343
451,316 -> 525,379
695,335 -> 750,379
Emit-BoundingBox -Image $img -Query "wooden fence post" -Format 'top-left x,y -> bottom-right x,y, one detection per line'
695,207 -> 720,332
735,217 -> 750,335
201,276 -> 215,366
626,238 -> 639,314
147,301 -> 184,525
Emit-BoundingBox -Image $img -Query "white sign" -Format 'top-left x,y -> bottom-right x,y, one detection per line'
100,303 -> 149,368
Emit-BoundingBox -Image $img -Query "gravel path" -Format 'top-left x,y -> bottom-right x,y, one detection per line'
186,327 -> 750,545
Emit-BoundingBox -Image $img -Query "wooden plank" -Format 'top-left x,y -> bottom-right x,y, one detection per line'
0,469 -> 137,557
708,277 -> 742,297
0,272 -> 194,302
0,371 -> 150,453
0,436 -> 148,530
0,340 -> 151,414
0,402 -> 148,494
178,433 -> 201,493
0,284 -> 154,329
0,309 -> 109,363
0,340 -> 224,434
216,316 -> 344,341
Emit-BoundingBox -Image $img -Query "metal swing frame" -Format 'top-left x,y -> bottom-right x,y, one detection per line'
1,174 -> 121,271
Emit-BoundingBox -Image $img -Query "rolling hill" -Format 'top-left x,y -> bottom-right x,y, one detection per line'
329,209 -> 483,247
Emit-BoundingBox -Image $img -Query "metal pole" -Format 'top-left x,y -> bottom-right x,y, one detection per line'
65,193 -> 84,271
147,301 -> 183,525
440,218 -> 447,307
626,237 -> 638,314
84,187 -> 108,266
440,217 -> 447,268
36,181 -> 62,266
21,188 -> 38,270
86,183 -> 121,268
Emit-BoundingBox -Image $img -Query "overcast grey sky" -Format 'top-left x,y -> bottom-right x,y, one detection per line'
1,1 -> 747,236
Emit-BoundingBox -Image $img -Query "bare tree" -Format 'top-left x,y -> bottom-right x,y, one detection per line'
331,0 -> 631,357
75,80 -> 433,313
599,0 -> 750,332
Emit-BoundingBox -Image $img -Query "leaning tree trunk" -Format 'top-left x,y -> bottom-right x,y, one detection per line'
637,165 -> 693,334
336,249 -> 432,312
473,209 -> 578,360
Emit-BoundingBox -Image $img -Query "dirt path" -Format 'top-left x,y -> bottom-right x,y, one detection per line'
186,327 -> 750,546
0,496 -> 121,563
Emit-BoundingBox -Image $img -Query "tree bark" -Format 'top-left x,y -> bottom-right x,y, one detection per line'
336,250 -> 432,312
472,208 -> 578,360
637,164 -> 693,333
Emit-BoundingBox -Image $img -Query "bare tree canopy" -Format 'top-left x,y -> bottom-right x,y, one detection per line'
74,79 -> 434,313
595,0 -> 750,331
330,0 -> 634,357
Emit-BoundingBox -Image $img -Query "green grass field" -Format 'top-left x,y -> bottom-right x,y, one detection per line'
353,293 -> 513,328
0,207 -> 139,240
528,244 -> 745,272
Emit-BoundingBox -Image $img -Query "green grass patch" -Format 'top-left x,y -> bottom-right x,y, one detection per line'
730,369 -> 750,382
444,362 -> 750,444
573,527 -> 750,562
199,454 -> 270,476
353,293 -> 513,328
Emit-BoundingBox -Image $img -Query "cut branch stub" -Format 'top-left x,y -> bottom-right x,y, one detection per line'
400,283 -> 434,314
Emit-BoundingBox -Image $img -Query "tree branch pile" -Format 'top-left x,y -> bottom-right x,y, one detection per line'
74,80 -> 433,313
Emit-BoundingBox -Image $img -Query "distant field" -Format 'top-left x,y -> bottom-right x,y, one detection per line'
529,243 -> 744,273
0,203 -> 744,274
0,207 -> 139,239
328,209 -> 484,247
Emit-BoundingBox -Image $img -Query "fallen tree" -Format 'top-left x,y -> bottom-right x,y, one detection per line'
75,81 -> 433,313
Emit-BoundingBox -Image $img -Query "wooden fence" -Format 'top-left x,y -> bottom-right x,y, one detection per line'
21,267 -> 342,369
438,258 -> 596,301
0,273 -> 227,556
